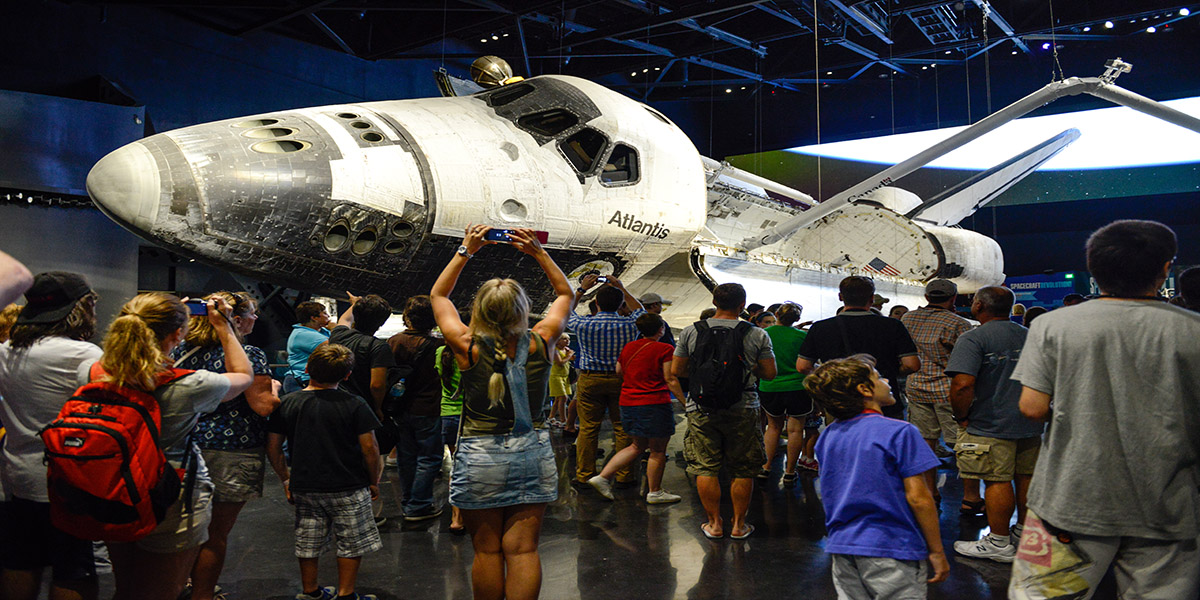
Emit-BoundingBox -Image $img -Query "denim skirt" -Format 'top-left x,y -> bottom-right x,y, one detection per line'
450,429 -> 558,510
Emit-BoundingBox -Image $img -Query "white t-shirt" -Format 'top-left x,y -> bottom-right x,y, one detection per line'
0,337 -> 102,502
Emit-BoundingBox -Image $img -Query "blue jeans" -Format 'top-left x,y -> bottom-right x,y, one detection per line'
282,374 -> 306,395
394,413 -> 443,516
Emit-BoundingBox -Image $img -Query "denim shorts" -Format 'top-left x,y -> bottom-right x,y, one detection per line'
620,403 -> 675,439
450,429 -> 558,510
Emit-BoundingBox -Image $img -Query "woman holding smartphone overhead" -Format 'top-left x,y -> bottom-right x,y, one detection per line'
430,225 -> 574,600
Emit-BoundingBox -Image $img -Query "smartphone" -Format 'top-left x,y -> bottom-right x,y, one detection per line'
183,300 -> 208,315
484,229 -> 514,243
596,276 -> 609,284
484,229 -> 551,244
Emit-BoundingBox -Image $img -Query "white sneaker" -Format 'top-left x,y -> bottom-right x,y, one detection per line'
1010,525 -> 1024,547
954,536 -> 1017,563
384,455 -> 398,468
645,490 -> 682,504
588,475 -> 615,500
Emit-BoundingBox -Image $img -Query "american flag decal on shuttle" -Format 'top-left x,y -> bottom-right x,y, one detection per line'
864,257 -> 901,277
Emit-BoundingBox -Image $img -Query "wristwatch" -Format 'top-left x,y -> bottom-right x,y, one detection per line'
456,245 -> 473,259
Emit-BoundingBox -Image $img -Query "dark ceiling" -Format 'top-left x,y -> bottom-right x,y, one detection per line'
80,0 -> 1200,103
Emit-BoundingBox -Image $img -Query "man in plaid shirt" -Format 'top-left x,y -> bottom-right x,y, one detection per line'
568,273 -> 645,485
900,279 -> 975,509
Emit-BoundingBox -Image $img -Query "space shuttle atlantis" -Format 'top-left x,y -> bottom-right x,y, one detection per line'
86,58 -> 1200,321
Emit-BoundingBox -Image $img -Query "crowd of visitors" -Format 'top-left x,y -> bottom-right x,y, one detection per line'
0,218 -> 1197,600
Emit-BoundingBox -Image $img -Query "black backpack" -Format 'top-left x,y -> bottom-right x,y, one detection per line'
687,320 -> 753,411
383,336 -> 441,416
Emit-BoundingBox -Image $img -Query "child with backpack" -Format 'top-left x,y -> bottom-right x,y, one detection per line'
57,292 -> 254,600
803,356 -> 949,598
266,343 -> 383,600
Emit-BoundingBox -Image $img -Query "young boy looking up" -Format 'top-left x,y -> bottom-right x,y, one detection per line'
805,356 -> 949,599
267,344 -> 383,600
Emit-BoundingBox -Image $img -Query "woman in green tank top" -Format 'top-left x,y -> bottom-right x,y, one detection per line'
430,226 -> 574,600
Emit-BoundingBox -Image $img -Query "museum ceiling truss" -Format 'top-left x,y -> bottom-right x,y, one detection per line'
80,0 -> 1198,100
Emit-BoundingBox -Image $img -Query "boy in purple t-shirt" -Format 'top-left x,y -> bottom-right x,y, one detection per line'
805,356 -> 948,599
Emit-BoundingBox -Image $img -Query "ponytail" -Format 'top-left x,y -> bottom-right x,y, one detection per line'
99,293 -> 189,391
488,346 -> 508,402
101,315 -> 166,391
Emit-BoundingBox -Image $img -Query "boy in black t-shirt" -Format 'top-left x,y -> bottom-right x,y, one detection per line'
267,344 -> 383,600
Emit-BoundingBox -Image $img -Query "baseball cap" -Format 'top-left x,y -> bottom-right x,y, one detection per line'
925,279 -> 958,299
638,292 -> 672,305
16,272 -> 93,325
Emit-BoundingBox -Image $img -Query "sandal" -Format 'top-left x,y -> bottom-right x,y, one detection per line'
701,523 -> 723,540
960,499 -> 986,516
730,524 -> 755,540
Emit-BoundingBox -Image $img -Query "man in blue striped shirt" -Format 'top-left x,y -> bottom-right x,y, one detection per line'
569,274 -> 645,485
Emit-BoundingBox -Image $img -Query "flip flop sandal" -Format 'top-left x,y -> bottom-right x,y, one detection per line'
731,524 -> 755,540
960,499 -> 986,516
701,523 -> 723,540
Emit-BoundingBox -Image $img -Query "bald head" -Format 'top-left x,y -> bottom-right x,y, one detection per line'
974,286 -> 1014,319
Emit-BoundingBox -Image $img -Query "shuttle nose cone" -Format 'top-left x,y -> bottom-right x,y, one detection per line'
86,143 -> 162,231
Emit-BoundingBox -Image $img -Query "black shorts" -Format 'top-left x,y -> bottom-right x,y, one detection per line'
759,389 -> 814,418
0,497 -> 96,580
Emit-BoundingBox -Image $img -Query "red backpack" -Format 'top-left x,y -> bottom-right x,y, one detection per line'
40,363 -> 193,542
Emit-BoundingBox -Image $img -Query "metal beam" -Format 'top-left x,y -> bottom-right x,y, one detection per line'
306,13 -> 355,55
827,0 -> 892,44
521,11 -> 802,91
615,0 -> 768,57
835,38 -> 909,75
551,0 -> 767,51
971,0 -> 1030,53
515,15 -> 532,75
754,4 -> 811,31
235,0 -> 338,36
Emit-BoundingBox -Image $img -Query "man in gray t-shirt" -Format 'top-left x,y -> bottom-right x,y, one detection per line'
944,286 -> 1042,563
672,283 -> 775,540
1008,220 -> 1200,600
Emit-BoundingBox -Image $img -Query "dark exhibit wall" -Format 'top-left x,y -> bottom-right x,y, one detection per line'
0,204 -> 138,335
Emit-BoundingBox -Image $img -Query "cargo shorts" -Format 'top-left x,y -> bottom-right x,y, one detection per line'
955,431 -> 1040,482
683,408 -> 765,479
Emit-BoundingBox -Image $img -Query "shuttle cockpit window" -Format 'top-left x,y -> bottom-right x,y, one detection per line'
558,128 -> 607,174
484,83 -> 535,107
516,109 -> 579,137
600,144 -> 639,186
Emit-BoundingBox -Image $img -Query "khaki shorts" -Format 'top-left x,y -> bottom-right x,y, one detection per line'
136,476 -> 214,554
907,401 -> 958,442
202,448 -> 266,503
955,431 -> 1040,482
683,408 -> 765,479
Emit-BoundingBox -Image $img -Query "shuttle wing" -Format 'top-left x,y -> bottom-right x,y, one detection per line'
907,128 -> 1081,226
699,156 -> 814,248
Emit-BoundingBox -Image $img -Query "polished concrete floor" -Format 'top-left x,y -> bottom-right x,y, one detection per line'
95,414 -> 1120,599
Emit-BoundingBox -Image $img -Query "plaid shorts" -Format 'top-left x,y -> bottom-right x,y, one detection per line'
293,487 -> 382,559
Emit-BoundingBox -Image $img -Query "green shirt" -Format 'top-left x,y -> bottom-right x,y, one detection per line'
759,325 -> 807,392
434,345 -> 462,417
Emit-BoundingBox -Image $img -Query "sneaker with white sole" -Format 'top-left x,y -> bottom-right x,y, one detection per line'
1010,525 -> 1024,547
954,535 -> 1017,562
587,475 -> 615,500
645,490 -> 682,504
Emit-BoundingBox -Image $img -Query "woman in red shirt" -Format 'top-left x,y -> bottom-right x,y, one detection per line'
587,313 -> 686,504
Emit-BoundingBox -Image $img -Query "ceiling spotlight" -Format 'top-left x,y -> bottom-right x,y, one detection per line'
725,88 -> 732,93
1181,8 -> 1190,16
1147,25 -> 1157,33
492,34 -> 499,40
945,50 -> 952,54
740,86 -> 746,90
1042,42 -> 1051,50
631,71 -> 637,76
1141,17 -> 1148,21
922,66 -> 928,70
480,38 -> 487,43
654,67 -> 660,71
1083,26 -> 1091,32
1105,20 -> 1114,28
642,68 -> 648,73
502,33 -> 509,37
1011,50 -> 1018,54
826,71 -> 833,75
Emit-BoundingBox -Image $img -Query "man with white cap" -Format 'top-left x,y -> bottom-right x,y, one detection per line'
638,292 -> 674,346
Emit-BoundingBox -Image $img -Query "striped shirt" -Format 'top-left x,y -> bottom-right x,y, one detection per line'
900,306 -> 972,403
567,309 -> 646,371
